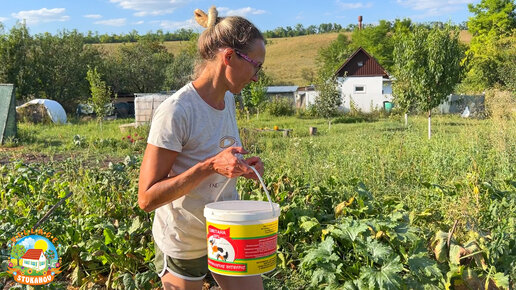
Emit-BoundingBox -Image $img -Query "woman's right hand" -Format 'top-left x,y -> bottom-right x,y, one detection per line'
208,146 -> 253,178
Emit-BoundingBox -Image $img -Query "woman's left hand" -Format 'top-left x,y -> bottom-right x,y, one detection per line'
241,157 -> 264,180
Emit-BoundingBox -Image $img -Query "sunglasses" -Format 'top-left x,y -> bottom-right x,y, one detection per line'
234,50 -> 263,77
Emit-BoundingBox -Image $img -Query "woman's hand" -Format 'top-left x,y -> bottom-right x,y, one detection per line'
241,156 -> 264,180
208,146 -> 253,178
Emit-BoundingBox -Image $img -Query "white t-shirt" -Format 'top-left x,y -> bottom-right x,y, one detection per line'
147,82 -> 242,259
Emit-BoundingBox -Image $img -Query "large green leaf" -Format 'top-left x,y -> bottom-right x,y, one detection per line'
128,216 -> 142,235
359,256 -> 403,290
449,244 -> 465,265
431,231 -> 449,263
491,272 -> 509,289
123,273 -> 137,290
103,227 -> 116,245
299,216 -> 320,233
338,220 -> 369,242
408,254 -> 443,281
366,238 -> 392,263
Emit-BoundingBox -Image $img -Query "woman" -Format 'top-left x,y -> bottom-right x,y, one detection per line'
138,6 -> 266,290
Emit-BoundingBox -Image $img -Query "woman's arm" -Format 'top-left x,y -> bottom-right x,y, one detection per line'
138,144 -> 252,212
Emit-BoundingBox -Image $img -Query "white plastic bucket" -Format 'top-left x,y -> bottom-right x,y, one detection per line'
204,200 -> 280,276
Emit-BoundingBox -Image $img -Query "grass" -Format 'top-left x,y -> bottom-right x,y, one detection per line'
1,112 -> 513,288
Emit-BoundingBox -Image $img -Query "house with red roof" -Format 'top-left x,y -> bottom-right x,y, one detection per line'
335,47 -> 393,113
21,249 -> 47,271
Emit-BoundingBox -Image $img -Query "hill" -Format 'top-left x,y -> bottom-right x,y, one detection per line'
97,30 -> 471,86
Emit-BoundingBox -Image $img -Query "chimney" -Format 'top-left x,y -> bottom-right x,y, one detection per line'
358,15 -> 363,30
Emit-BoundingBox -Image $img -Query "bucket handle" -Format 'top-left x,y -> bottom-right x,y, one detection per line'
214,166 -> 276,217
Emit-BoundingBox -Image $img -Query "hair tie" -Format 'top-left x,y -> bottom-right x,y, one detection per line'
194,6 -> 218,28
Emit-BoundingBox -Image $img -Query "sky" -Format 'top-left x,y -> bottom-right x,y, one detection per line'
0,0 -> 479,35
15,235 -> 57,257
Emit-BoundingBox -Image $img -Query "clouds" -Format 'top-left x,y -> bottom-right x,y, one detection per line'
84,14 -> 102,19
336,1 -> 373,9
109,0 -> 187,17
217,7 -> 266,17
396,0 -> 474,17
19,237 -> 36,250
11,8 -> 69,25
94,18 -> 127,27
159,18 -> 197,30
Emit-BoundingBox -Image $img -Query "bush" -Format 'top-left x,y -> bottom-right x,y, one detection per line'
485,88 -> 515,120
266,98 -> 295,116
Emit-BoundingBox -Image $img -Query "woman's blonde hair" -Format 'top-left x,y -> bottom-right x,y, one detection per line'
194,6 -> 264,60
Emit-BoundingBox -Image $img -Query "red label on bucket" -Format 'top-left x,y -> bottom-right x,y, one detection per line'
208,259 -> 247,272
206,222 -> 278,276
232,235 -> 277,259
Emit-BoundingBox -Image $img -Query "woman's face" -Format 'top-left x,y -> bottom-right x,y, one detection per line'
224,39 -> 266,94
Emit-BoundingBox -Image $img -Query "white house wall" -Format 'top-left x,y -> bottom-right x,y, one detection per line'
338,76 -> 393,113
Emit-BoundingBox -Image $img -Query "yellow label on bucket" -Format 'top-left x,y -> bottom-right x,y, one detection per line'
206,220 -> 278,276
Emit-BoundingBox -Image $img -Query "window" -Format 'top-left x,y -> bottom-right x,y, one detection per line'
354,85 -> 366,93
32,261 -> 37,266
357,61 -> 363,67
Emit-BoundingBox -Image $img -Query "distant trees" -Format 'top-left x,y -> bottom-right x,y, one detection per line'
102,39 -> 173,94
33,30 -> 102,112
316,34 -> 353,79
263,23 -> 343,38
82,28 -> 196,44
0,23 -> 36,100
163,35 -> 198,91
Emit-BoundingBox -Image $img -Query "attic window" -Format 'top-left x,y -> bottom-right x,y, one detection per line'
357,61 -> 364,67
354,85 -> 366,93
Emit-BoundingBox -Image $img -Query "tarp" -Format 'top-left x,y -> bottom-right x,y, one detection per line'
0,84 -> 17,144
17,99 -> 67,124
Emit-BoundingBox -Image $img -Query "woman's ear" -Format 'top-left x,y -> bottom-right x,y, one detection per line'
223,48 -> 233,65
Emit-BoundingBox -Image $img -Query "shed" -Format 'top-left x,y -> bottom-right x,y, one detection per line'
295,85 -> 319,109
21,249 -> 47,271
265,86 -> 298,101
0,84 -> 17,144
134,93 -> 173,126
335,47 -> 393,113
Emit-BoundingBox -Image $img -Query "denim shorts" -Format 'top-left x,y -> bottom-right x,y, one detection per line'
154,244 -> 208,281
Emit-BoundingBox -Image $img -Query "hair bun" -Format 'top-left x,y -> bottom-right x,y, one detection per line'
194,6 -> 218,28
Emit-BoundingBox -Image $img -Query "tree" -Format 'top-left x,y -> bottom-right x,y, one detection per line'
497,33 -> 516,92
0,22 -> 37,101
314,76 -> 342,130
44,249 -> 56,267
351,20 -> 395,72
11,244 -> 26,266
240,71 -> 272,119
463,0 -> 516,92
32,30 -> 102,112
104,39 -> 173,94
393,25 -> 463,138
316,34 -> 353,79
163,35 -> 198,91
86,66 -> 113,122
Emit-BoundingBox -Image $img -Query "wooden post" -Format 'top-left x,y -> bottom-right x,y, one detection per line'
282,130 -> 290,137
309,127 -> 317,136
